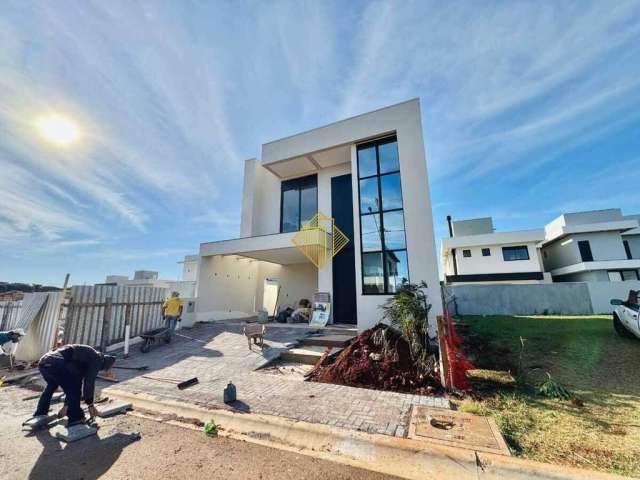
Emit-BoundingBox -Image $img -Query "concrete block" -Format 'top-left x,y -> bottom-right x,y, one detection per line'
97,401 -> 132,417
23,414 -> 58,430
51,423 -> 97,442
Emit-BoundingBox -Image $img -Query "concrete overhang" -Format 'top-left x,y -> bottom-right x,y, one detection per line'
622,226 -> 640,236
543,220 -> 639,245
260,98 -> 421,178
549,259 -> 640,277
199,233 -> 311,265
441,229 -> 545,251
262,144 -> 351,179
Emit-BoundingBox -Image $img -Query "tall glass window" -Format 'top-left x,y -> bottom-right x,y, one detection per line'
357,136 -> 409,294
280,174 -> 317,233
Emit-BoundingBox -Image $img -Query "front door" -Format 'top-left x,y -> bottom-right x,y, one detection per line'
331,174 -> 357,324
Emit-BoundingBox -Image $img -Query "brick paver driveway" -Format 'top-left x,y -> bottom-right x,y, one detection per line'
101,320 -> 449,437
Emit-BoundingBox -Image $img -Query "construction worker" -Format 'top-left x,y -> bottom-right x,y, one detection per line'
0,329 -> 23,350
162,291 -> 183,340
33,344 -> 116,425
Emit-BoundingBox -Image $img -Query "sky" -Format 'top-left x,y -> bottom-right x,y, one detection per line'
1,0 -> 639,286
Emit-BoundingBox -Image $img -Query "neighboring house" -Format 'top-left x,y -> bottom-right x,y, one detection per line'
441,217 -> 549,284
541,209 -> 640,282
104,268 -> 197,298
193,99 -> 442,330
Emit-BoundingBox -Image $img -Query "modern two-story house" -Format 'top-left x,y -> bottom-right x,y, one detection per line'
441,209 -> 640,284
541,209 -> 640,282
441,217 -> 549,284
193,99 -> 442,331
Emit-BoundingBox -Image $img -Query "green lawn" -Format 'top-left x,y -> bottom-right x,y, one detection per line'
456,315 -> 640,477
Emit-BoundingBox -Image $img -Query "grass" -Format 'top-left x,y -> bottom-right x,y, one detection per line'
456,315 -> 640,477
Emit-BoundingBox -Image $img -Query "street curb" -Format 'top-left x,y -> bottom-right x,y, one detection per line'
106,388 -> 626,480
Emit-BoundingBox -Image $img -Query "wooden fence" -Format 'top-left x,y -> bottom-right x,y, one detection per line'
63,286 -> 167,349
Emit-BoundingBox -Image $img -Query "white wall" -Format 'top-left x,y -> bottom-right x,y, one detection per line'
250,163 -> 281,236
542,237 -> 581,271
572,231 -> 627,261
195,254 -> 316,321
255,262 -> 317,312
626,234 -> 640,259
454,242 -> 542,275
587,280 -> 640,313
195,255 -> 259,320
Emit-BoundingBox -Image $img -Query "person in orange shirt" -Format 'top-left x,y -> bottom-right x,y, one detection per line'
162,291 -> 183,341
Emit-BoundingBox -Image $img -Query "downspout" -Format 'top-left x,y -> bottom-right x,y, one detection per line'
446,216 -> 458,276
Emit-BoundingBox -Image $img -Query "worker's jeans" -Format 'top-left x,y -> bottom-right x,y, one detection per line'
164,315 -> 179,340
35,353 -> 84,423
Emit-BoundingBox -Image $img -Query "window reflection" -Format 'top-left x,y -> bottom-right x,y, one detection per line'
380,173 -> 403,211
360,214 -> 382,252
359,177 -> 379,214
383,211 -> 406,250
363,252 -> 384,294
378,141 -> 399,174
385,250 -> 409,293
358,146 -> 377,177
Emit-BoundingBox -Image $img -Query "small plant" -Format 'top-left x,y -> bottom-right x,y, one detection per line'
380,281 -> 433,375
204,419 -> 218,437
537,372 -> 572,400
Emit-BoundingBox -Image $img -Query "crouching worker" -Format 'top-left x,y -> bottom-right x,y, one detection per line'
33,344 -> 116,425
162,291 -> 183,341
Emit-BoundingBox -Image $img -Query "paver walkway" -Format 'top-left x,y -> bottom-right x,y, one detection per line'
102,320 -> 449,438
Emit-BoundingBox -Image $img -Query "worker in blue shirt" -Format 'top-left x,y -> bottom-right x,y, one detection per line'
34,344 -> 116,425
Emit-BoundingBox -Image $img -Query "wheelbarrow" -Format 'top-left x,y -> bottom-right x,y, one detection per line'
139,327 -> 172,353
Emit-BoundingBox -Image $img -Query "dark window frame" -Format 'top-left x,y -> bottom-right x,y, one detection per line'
356,135 -> 409,295
279,174 -> 318,233
502,245 -> 530,261
463,249 -> 472,258
578,240 -> 594,262
608,269 -> 640,281
482,248 -> 491,257
623,240 -> 633,260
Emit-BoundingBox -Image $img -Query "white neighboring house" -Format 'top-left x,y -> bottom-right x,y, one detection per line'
441,217 -> 549,285
105,263 -> 197,298
541,209 -> 640,282
193,99 -> 442,331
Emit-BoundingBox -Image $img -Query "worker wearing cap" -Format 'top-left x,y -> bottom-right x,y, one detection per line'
34,344 -> 116,425
162,291 -> 183,340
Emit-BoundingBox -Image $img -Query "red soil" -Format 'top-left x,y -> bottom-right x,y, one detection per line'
307,325 -> 441,395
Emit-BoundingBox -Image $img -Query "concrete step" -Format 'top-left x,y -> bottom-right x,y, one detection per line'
280,346 -> 336,365
301,334 -> 355,348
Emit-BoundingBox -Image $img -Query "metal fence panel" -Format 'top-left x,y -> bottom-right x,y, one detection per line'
64,285 -> 167,347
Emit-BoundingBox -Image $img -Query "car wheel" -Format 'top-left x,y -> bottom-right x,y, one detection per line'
613,313 -> 636,339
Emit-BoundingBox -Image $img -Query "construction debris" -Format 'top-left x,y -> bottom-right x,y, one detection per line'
308,324 -> 441,395
50,423 -> 97,443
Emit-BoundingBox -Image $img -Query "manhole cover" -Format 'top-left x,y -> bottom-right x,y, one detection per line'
407,406 -> 510,455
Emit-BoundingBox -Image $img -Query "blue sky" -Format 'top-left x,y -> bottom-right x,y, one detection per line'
1,1 -> 639,286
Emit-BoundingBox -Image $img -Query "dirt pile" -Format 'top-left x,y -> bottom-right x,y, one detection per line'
307,324 -> 441,395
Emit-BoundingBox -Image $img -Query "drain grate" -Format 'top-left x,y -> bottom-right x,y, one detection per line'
407,406 -> 510,455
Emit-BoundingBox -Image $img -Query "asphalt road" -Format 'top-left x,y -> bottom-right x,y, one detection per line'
0,385 -> 398,480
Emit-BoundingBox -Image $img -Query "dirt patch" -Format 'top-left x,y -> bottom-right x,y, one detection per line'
307,325 -> 441,395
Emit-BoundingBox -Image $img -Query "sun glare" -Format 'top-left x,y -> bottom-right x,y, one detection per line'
36,114 -> 81,146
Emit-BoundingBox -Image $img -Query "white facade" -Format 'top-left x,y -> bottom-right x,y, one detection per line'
541,209 -> 640,282
194,99 -> 442,331
441,217 -> 549,284
441,209 -> 640,285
